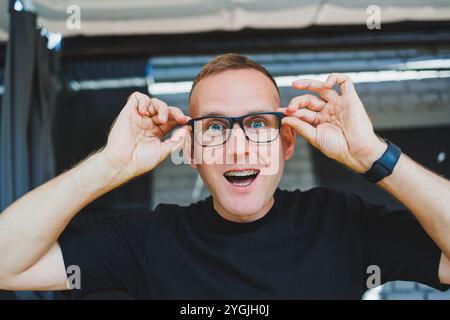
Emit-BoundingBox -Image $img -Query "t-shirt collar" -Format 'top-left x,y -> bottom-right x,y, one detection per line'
201,188 -> 282,234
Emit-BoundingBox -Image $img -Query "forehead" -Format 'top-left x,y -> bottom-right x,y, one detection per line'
189,69 -> 280,117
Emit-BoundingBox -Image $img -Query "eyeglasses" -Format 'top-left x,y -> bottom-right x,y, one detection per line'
188,111 -> 284,147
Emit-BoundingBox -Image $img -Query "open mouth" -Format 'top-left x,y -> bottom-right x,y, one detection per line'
223,169 -> 260,187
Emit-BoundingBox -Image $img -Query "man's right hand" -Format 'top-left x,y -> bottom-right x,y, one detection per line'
0,91 -> 191,291
101,92 -> 190,180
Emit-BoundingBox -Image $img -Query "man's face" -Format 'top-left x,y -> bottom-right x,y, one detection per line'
189,69 -> 295,221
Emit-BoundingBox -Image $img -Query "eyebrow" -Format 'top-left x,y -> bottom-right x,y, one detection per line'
199,108 -> 276,118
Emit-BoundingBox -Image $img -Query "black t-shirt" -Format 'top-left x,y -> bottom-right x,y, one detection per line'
58,187 -> 448,299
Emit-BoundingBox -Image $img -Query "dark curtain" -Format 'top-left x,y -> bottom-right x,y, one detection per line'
0,10 -> 58,210
0,10 -> 60,300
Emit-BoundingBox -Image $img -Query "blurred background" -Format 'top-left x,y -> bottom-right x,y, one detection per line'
0,0 -> 449,300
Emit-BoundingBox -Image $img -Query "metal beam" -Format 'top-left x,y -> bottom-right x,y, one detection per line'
61,21 -> 450,61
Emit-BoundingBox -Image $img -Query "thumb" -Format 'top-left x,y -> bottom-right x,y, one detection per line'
160,127 -> 188,161
282,116 -> 316,145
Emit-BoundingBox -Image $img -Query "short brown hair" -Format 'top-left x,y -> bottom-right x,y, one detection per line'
189,53 -> 280,100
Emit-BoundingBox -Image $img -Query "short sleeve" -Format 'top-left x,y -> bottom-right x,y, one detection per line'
355,195 -> 449,291
58,214 -> 145,299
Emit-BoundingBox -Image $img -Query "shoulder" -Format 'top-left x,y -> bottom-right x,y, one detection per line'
278,186 -> 364,208
67,199 -> 207,246
276,187 -> 369,225
107,198 -> 207,231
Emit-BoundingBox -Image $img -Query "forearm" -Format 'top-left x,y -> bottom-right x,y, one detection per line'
377,152 -> 450,258
0,151 -> 127,278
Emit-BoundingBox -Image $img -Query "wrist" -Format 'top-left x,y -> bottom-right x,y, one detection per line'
351,136 -> 388,173
97,149 -> 130,176
362,139 -> 402,183
74,151 -> 131,196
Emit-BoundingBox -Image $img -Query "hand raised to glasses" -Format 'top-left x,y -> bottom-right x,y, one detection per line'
279,73 -> 387,174
101,92 -> 190,179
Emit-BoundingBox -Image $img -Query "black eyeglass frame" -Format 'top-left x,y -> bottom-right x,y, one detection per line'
187,111 -> 285,147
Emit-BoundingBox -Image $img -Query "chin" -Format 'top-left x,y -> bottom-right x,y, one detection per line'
220,194 -> 267,217
199,164 -> 281,220
209,185 -> 275,222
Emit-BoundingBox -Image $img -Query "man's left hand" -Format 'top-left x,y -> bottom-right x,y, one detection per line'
279,73 -> 387,173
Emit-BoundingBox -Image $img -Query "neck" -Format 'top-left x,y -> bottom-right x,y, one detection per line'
212,195 -> 275,223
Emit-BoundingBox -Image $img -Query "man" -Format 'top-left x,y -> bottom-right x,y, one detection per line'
0,54 -> 449,299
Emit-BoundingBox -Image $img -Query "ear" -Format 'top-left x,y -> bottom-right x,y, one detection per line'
183,127 -> 197,169
280,124 -> 295,160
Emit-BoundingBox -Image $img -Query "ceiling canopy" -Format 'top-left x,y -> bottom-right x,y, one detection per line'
1,0 -> 450,42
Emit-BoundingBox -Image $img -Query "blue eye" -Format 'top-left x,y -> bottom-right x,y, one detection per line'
250,120 -> 265,129
208,123 -> 224,132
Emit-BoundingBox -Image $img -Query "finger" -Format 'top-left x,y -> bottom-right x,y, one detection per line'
160,127 -> 189,160
286,94 -> 326,113
277,107 -> 318,124
126,91 -> 151,116
292,108 -> 320,125
151,109 -> 189,128
158,119 -> 185,137
325,73 -> 355,94
137,113 -> 154,130
168,106 -> 190,124
150,98 -> 169,124
282,116 -> 316,145
324,73 -> 337,89
172,126 -> 189,142
292,79 -> 339,101
155,99 -> 169,124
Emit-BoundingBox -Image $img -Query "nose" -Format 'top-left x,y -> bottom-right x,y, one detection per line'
225,123 -> 249,162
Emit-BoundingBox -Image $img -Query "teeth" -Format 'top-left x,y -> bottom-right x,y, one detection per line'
233,180 -> 253,187
224,169 -> 260,177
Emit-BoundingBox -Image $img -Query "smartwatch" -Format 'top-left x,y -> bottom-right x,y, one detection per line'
363,139 -> 401,183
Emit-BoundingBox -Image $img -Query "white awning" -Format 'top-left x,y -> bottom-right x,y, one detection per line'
1,0 -> 450,41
